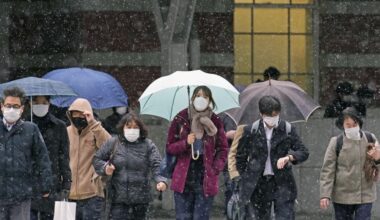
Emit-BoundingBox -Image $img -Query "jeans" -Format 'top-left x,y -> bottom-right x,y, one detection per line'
0,199 -> 31,220
110,203 -> 149,220
174,191 -> 214,220
71,196 -> 104,220
333,202 -> 372,220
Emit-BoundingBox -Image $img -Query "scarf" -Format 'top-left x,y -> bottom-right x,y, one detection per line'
189,105 -> 217,139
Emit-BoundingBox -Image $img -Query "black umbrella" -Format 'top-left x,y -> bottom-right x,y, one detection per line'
229,80 -> 320,124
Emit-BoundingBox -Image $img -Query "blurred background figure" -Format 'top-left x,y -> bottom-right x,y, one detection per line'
256,66 -> 281,82
324,81 -> 355,118
354,85 -> 375,117
103,106 -> 129,135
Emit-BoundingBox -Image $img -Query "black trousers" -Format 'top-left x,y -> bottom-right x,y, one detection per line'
250,176 -> 295,220
110,203 -> 149,220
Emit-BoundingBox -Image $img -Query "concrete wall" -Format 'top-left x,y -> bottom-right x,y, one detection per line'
143,107 -> 380,218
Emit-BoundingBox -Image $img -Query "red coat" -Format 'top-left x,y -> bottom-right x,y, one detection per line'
166,109 -> 228,197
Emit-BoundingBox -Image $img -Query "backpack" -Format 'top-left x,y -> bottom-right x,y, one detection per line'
335,131 -> 374,158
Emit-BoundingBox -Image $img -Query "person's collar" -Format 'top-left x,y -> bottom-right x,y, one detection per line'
3,117 -> 15,130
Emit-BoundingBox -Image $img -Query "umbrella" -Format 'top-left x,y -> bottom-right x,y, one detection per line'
42,67 -> 128,109
229,80 -> 321,124
0,77 -> 77,97
138,70 -> 240,121
0,76 -> 78,122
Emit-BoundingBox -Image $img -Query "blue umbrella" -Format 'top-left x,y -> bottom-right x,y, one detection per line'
0,77 -> 77,97
43,67 -> 128,109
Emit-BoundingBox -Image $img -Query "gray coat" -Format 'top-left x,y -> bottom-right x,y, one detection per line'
93,136 -> 167,204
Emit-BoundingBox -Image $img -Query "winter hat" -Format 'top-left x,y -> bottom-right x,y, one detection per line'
335,107 -> 363,130
335,81 -> 354,95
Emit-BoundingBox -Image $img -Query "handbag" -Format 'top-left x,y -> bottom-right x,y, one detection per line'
159,152 -> 176,179
53,200 -> 76,220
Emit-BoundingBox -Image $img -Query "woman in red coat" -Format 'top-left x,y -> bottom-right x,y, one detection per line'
166,85 -> 228,220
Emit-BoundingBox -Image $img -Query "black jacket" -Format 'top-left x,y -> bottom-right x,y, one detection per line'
0,119 -> 53,203
93,136 -> 167,204
30,113 -> 71,212
236,120 -> 309,204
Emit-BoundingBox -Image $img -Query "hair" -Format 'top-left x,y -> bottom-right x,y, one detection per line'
116,112 -> 148,139
2,87 -> 26,104
263,66 -> 281,80
258,95 -> 281,115
32,95 -> 51,102
191,85 -> 216,110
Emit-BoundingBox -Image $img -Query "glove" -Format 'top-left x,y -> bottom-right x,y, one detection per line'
60,189 -> 70,200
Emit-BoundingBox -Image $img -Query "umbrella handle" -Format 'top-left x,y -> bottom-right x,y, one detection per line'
191,144 -> 200,160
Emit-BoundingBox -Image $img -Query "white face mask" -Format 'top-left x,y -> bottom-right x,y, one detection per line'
193,97 -> 209,111
345,126 -> 360,140
124,128 -> 140,142
263,115 -> 279,127
32,104 -> 49,117
116,106 -> 127,115
3,107 -> 21,123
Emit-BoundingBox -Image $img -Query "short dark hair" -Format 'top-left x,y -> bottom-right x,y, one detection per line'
191,86 -> 216,110
116,112 -> 148,139
258,95 -> 281,115
263,66 -> 281,80
2,87 -> 26,104
32,95 -> 51,102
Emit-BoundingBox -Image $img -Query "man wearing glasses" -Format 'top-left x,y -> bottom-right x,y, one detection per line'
0,87 -> 53,220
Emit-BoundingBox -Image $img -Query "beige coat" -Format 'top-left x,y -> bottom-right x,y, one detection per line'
228,125 -> 245,179
320,133 -> 378,204
67,98 -> 111,200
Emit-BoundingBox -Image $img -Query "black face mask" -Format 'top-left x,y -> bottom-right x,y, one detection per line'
72,117 -> 88,130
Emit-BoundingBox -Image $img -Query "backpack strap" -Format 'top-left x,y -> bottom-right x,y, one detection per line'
363,131 -> 374,143
335,134 -> 344,158
285,121 -> 291,136
335,131 -> 374,158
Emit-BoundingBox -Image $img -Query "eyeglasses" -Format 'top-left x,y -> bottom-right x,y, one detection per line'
3,104 -> 22,109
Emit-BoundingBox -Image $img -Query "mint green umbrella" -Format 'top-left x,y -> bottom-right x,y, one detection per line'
138,70 -> 240,121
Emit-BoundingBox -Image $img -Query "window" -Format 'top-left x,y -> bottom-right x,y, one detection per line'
234,0 -> 317,95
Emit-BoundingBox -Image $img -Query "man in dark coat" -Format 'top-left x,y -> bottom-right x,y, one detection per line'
28,95 -> 71,220
324,81 -> 355,118
0,87 -> 53,220
228,95 -> 309,220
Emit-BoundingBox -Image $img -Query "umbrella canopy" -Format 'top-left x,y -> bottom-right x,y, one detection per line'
0,77 -> 77,97
42,67 -> 128,109
229,80 -> 321,124
138,70 -> 240,120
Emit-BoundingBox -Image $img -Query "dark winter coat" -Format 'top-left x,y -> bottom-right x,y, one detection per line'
167,109 -> 228,197
93,136 -> 167,204
233,120 -> 309,204
103,112 -> 122,135
0,119 -> 53,203
30,113 -> 71,213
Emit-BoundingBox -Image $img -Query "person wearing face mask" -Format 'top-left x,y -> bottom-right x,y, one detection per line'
0,87 -> 53,220
324,81 -> 355,118
93,112 -> 167,220
228,95 -> 309,220
165,85 -> 228,220
66,98 -> 111,220
27,96 -> 71,220
320,107 -> 379,219
103,106 -> 128,135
